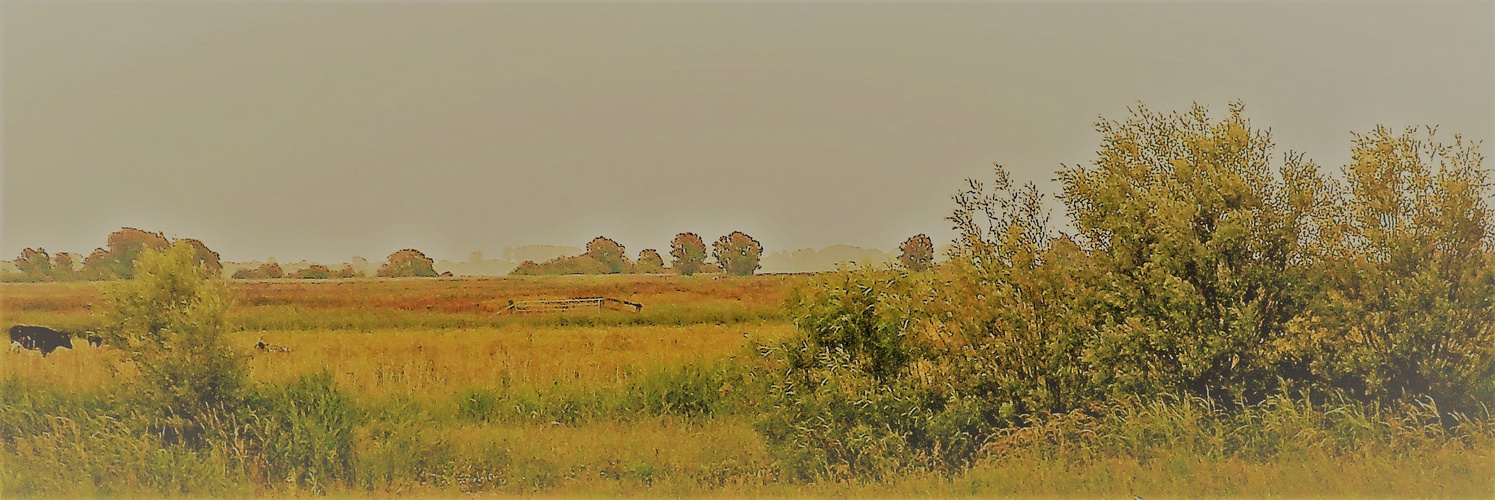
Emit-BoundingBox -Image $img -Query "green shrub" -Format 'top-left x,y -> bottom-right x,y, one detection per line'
101,241 -> 246,447
245,372 -> 359,492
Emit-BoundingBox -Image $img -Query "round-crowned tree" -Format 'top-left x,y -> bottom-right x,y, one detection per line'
713,231 -> 763,276
670,233 -> 708,276
378,249 -> 439,278
585,237 -> 632,274
636,249 -> 666,274
898,234 -> 935,271
98,227 -> 171,279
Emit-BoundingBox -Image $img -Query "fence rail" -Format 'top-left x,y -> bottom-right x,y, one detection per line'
502,297 -> 643,314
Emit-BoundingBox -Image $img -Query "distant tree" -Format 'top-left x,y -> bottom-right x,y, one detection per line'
81,248 -> 112,280
898,234 -> 935,271
511,261 -> 541,275
15,248 -> 55,282
378,249 -> 438,278
231,261 -> 285,280
585,237 -> 632,274
350,256 -> 373,275
291,264 -> 333,279
100,227 -> 171,279
332,264 -> 362,279
509,255 -> 609,276
636,249 -> 666,274
713,231 -> 763,276
179,238 -> 223,276
51,252 -> 80,281
670,233 -> 708,276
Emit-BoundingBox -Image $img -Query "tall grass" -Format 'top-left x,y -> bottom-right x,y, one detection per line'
4,277 -> 1493,496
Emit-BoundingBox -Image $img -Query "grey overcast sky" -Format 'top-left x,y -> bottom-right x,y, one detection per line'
4,2 -> 1492,263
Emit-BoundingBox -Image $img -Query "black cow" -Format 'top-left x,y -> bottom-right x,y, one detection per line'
86,332 -> 103,348
9,325 -> 74,357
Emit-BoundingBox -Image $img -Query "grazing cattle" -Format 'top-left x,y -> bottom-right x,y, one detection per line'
9,325 -> 74,357
86,332 -> 103,347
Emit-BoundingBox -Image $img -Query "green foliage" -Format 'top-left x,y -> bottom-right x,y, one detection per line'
50,252 -> 80,281
1057,102 -> 1328,404
764,101 -> 1495,480
94,227 -> 171,279
586,237 -> 633,274
378,249 -> 439,278
1295,126 -> 1495,410
102,241 -> 246,446
670,233 -> 708,276
245,373 -> 359,492
713,231 -> 763,276
636,249 -> 667,274
897,234 -> 935,271
14,248 -> 56,282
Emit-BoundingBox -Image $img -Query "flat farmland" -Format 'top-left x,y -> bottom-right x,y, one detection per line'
1,275 -> 809,495
4,276 -> 798,395
5,274 -> 1491,497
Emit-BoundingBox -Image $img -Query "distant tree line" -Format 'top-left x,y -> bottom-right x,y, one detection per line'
4,228 -> 220,282
5,228 -> 447,282
511,231 -> 764,276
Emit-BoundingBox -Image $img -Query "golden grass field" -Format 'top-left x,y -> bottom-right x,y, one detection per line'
4,275 -> 1493,497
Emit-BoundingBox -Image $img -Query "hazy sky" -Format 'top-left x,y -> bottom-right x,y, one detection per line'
4,1 -> 1491,263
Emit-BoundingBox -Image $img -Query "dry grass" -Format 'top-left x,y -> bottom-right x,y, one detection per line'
237,323 -> 791,398
5,276 -> 1492,497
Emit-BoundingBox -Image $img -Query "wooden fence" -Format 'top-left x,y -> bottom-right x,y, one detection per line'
502,297 -> 643,314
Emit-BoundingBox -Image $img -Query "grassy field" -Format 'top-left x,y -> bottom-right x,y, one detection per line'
3,275 -> 1493,497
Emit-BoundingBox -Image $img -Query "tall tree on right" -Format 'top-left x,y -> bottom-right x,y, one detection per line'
898,234 -> 935,271
669,232 -> 708,276
713,231 -> 763,276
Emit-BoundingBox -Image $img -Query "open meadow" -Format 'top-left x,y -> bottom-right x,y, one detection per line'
5,274 -> 1494,497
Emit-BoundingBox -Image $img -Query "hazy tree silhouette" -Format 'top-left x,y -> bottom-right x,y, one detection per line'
713,231 -> 763,276
378,249 -> 438,278
898,234 -> 935,271
232,262 -> 285,279
670,233 -> 708,276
